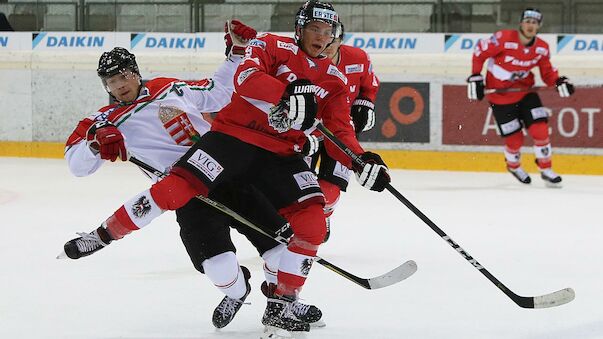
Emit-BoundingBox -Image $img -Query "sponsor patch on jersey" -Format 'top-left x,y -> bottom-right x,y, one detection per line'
345,63 -> 364,74
248,39 -> 266,50
237,67 -> 257,85
277,40 -> 299,55
504,42 -> 518,49
187,149 -> 224,181
535,47 -> 548,56
349,84 -> 357,93
327,64 -> 347,85
500,118 -> 521,135
530,107 -> 549,120
293,171 -> 320,190
333,162 -> 351,182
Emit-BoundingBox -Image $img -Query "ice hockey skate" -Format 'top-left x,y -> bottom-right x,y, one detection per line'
261,281 -> 324,327
212,266 -> 251,329
540,168 -> 563,188
507,166 -> 531,184
261,295 -> 310,339
57,227 -> 112,259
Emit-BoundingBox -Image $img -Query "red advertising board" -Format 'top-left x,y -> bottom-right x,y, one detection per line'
443,85 -> 603,148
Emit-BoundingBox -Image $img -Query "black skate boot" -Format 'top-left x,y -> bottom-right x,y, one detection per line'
261,281 -> 323,326
507,166 -> 531,184
540,168 -> 563,188
60,227 -> 112,259
261,295 -> 310,333
212,266 -> 251,329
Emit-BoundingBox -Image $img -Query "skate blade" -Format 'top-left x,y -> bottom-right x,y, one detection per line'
260,326 -> 308,339
544,181 -> 563,188
310,320 -> 326,328
56,250 -> 69,259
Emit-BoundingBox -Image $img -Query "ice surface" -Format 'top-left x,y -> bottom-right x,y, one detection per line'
1,157 -> 601,339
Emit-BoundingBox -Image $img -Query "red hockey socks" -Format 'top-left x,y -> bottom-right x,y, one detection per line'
503,131 -> 524,169
528,122 -> 553,169
275,203 -> 326,297
319,179 -> 341,218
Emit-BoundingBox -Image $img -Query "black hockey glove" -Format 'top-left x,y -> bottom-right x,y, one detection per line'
302,134 -> 321,156
467,74 -> 485,100
269,79 -> 318,133
350,98 -> 375,133
556,76 -> 574,98
354,152 -> 390,192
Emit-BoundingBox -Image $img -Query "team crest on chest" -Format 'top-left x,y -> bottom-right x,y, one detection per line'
158,105 -> 200,146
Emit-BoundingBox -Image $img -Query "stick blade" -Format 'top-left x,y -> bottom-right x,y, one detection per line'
532,287 -> 575,308
368,260 -> 418,289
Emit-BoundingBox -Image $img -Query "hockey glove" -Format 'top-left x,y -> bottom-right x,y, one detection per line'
556,76 -> 574,98
354,152 -> 390,192
86,121 -> 127,162
467,74 -> 485,100
224,19 -> 257,59
269,79 -> 318,133
350,98 -> 376,133
302,134 -> 321,156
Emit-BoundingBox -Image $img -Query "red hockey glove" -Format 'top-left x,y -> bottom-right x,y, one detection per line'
224,19 -> 257,58
354,152 -> 390,192
86,121 -> 127,162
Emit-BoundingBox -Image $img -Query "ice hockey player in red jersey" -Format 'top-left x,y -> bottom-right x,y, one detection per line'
467,8 -> 574,187
309,20 -> 380,242
60,21 -> 322,329
62,0 -> 390,335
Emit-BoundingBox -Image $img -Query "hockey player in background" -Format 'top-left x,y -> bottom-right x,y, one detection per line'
467,8 -> 574,187
63,0 -> 390,335
61,21 -> 321,330
308,20 -> 380,242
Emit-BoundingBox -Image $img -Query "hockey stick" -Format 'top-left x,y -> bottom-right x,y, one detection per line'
484,83 -> 602,95
128,156 -> 417,290
315,123 -> 575,308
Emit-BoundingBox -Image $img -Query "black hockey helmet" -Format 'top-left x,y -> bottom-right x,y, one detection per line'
336,20 -> 344,40
294,1 -> 341,43
520,8 -> 543,24
97,47 -> 140,79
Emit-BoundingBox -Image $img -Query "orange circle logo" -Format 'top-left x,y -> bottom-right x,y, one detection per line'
389,87 -> 424,125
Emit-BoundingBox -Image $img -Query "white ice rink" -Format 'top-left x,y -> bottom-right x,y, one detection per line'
1,157 -> 602,339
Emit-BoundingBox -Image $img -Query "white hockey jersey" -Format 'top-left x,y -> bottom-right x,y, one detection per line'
65,57 -> 241,179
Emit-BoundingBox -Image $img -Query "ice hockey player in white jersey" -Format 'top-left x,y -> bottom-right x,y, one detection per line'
60,20 -> 322,330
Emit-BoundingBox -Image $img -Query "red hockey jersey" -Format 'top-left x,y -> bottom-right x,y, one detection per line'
337,44 -> 379,103
472,29 -> 559,105
211,33 -> 363,168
